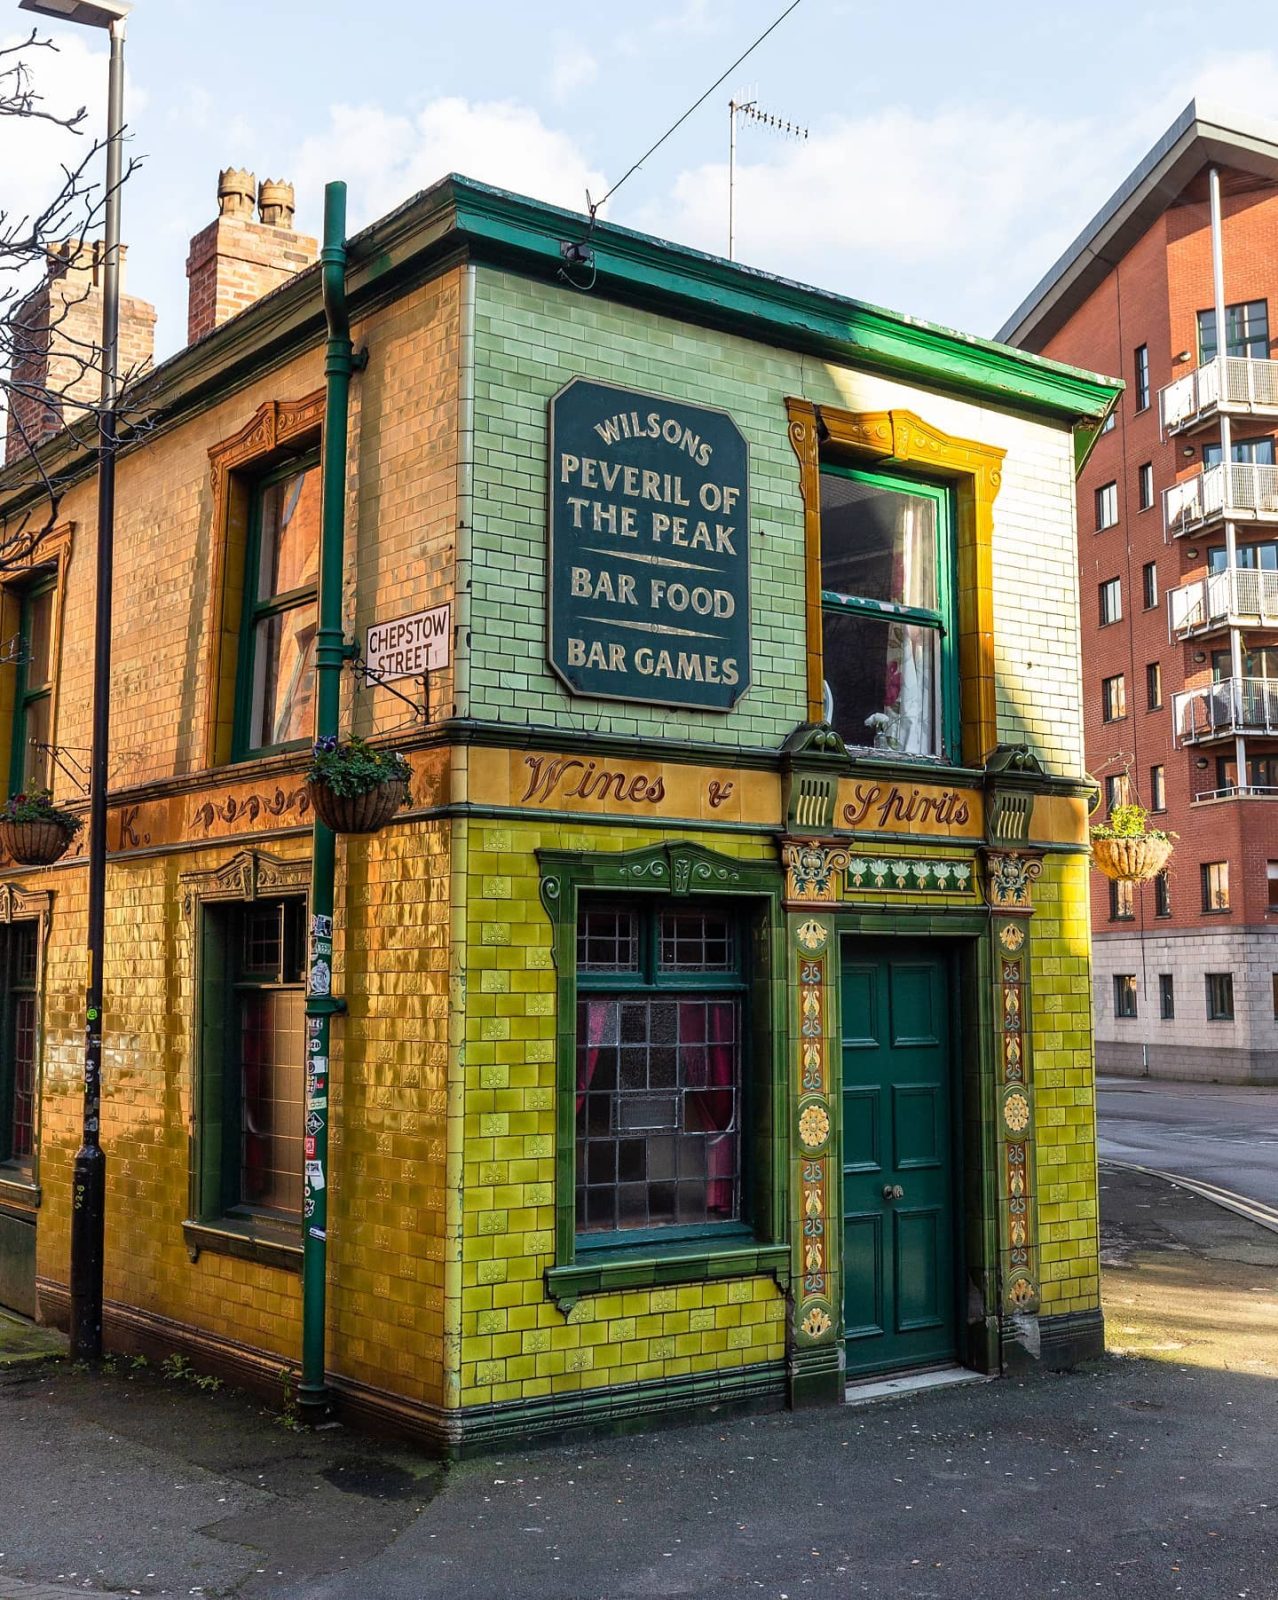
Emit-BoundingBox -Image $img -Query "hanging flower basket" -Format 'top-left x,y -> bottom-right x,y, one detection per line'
305,737 -> 411,835
0,791 -> 82,866
1089,803 -> 1176,883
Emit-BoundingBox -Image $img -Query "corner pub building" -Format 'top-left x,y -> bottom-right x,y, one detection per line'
0,172 -> 1119,1450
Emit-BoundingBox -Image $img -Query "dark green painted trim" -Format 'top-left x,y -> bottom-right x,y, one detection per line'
181,1218 -> 302,1274
788,1341 -> 844,1408
1002,1308 -> 1104,1373
450,1358 -> 788,1456
535,840 -> 788,1286
546,1241 -> 790,1312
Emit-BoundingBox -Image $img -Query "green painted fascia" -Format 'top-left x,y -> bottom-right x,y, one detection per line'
444,177 -> 1121,425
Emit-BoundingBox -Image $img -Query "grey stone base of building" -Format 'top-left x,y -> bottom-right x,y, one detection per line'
1097,1040 -> 1278,1085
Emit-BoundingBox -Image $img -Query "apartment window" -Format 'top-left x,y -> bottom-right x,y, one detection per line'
1212,643 -> 1278,681
1198,299 -> 1269,363
1209,540 -> 1278,574
1138,465 -> 1154,514
1109,878 -> 1135,921
0,922 -> 37,1172
1268,861 -> 1278,912
1102,410 -> 1116,434
1159,974 -> 1175,1020
1134,344 -> 1150,411
1146,661 -> 1163,710
1201,861 -> 1230,913
1150,764 -> 1166,812
817,466 -> 955,758
576,902 -> 745,1236
1102,674 -> 1126,722
8,577 -> 55,795
1154,871 -> 1171,918
1095,481 -> 1119,531
1099,577 -> 1122,626
233,458 -> 321,759
1113,974 -> 1138,1019
1205,972 -> 1234,1021
1217,754 -> 1278,793
197,897 -> 306,1222
1104,773 -> 1131,813
1203,437 -> 1276,469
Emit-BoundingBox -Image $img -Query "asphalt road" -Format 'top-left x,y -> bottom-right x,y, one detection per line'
1097,1076 -> 1278,1211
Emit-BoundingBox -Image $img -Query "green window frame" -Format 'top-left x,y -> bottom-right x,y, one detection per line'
231,455 -> 320,761
0,921 -> 38,1172
194,895 -> 307,1236
537,842 -> 788,1310
9,576 -> 55,795
817,463 -> 958,760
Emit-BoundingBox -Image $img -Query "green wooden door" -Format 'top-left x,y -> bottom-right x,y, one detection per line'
840,938 -> 957,1376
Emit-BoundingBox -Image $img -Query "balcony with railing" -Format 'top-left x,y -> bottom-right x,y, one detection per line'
1163,462 -> 1278,538
1172,675 -> 1278,745
1160,356 -> 1278,434
1168,565 -> 1278,638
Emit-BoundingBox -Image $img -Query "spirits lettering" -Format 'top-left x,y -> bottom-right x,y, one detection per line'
842,782 -> 972,831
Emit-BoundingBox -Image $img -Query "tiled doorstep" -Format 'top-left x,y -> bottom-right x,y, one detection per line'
845,1366 -> 992,1407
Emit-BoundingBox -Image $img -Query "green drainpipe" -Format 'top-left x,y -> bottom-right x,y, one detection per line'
300,180 -> 363,1418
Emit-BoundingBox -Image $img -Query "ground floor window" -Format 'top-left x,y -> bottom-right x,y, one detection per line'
1113,974 -> 1138,1019
199,897 -> 306,1221
0,922 -> 37,1170
575,902 -> 744,1238
1159,974 -> 1175,1020
1205,972 -> 1234,1022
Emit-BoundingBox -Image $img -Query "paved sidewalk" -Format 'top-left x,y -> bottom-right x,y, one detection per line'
0,1168 -> 1274,1600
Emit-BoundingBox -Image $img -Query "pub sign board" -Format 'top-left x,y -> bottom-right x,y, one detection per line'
548,377 -> 751,710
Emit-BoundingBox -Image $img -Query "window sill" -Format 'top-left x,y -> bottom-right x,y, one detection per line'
183,1217 -> 302,1273
545,1239 -> 790,1312
0,1173 -> 39,1212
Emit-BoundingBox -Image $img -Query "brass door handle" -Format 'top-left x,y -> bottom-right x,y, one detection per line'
882,1184 -> 904,1201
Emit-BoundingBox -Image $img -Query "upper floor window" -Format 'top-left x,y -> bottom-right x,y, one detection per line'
1101,410 -> 1116,434
1203,437 -> 1275,469
1095,482 -> 1118,531
1109,879 -> 1134,921
1217,753 -> 1278,792
1201,860 -> 1230,913
1150,764 -> 1166,812
1104,773 -> 1131,812
1102,674 -> 1126,722
1209,540 -> 1278,574
1154,870 -> 1171,918
818,466 -> 955,759
1134,345 -> 1150,411
575,901 -> 745,1238
9,578 -> 54,795
1099,577 -> 1122,626
1198,299 -> 1269,363
233,459 -> 320,759
1212,643 -> 1278,681
1138,464 -> 1154,513
1146,661 -> 1163,710
1142,559 -> 1158,608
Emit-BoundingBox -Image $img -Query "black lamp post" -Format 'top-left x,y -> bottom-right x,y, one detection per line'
18,0 -> 131,1362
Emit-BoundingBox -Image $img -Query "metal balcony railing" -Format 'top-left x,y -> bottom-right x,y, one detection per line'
1160,356 -> 1278,433
1168,565 -> 1278,637
1172,675 -> 1278,744
1192,784 -> 1278,803
1164,462 -> 1278,537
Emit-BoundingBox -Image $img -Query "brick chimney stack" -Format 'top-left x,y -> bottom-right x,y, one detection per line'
4,239 -> 156,466
186,169 -> 318,344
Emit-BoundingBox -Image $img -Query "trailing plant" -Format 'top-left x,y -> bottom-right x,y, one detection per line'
1088,802 -> 1175,843
0,789 -> 81,831
305,736 -> 410,799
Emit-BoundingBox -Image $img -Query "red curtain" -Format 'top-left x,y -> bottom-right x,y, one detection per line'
576,999 -> 611,1115
684,1000 -> 736,1216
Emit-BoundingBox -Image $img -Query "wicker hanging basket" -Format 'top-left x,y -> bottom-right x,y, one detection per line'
1090,833 -> 1173,883
305,777 -> 407,835
0,817 -> 78,866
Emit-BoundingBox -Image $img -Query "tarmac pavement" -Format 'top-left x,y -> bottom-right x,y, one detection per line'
0,1166 -> 1274,1600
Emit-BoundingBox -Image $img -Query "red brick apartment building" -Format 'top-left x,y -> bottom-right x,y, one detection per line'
1001,103 -> 1278,1084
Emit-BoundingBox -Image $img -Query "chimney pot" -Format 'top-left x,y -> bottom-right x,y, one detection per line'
257,179 -> 296,230
218,167 -> 257,220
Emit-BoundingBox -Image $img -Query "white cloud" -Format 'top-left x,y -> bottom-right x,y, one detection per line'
290,96 -> 605,236
549,36 -> 598,104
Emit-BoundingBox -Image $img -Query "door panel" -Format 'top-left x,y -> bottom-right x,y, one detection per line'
841,939 -> 957,1376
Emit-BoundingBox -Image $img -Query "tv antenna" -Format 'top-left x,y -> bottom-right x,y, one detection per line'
729,96 -> 809,260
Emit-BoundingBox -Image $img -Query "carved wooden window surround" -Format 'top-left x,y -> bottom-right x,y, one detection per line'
0,884 -> 53,1202
0,522 -> 73,807
786,402 -> 1003,768
205,392 -> 325,769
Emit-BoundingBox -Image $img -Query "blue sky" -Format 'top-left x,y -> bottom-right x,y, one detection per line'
7,0 -> 1278,361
